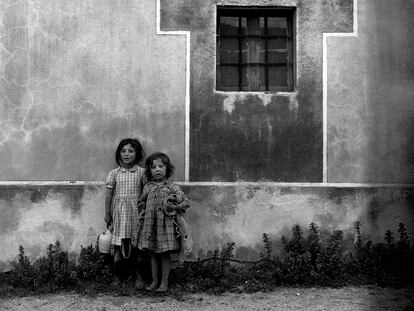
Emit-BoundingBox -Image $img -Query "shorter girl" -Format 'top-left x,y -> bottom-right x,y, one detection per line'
105,138 -> 146,288
138,152 -> 190,292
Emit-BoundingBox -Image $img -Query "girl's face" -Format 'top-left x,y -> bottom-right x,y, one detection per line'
120,143 -> 136,167
150,158 -> 167,181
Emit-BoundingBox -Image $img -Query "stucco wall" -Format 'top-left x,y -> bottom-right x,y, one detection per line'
0,0 -> 187,180
327,0 -> 414,183
1,184 -> 413,270
1,0 -> 414,272
161,0 -> 353,182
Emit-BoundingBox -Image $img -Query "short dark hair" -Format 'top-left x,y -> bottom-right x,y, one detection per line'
115,138 -> 144,166
145,152 -> 175,181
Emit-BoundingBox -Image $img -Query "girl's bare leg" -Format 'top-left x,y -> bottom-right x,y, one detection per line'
146,254 -> 158,290
135,251 -> 145,290
111,246 -> 122,287
156,253 -> 170,292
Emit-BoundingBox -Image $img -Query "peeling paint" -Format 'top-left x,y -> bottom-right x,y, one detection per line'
220,92 -> 279,114
0,0 -> 187,181
1,184 -> 413,270
165,0 -> 353,181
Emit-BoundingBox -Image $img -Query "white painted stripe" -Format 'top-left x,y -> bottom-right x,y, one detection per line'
323,0 -> 358,183
176,181 -> 414,188
156,0 -> 191,182
1,181 -> 413,188
0,181 -> 105,186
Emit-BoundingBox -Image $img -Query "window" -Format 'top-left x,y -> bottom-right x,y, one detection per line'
216,7 -> 295,92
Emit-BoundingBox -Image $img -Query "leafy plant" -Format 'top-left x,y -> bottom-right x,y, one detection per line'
2,223 -> 413,295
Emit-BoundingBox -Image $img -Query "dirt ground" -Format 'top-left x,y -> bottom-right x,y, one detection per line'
0,286 -> 413,311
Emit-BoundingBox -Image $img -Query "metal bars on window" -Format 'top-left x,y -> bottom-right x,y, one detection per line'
217,7 -> 295,92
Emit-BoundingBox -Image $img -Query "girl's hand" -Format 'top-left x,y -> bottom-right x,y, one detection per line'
138,202 -> 145,210
139,210 -> 145,220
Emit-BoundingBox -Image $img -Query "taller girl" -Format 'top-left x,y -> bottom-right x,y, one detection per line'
104,138 -> 145,287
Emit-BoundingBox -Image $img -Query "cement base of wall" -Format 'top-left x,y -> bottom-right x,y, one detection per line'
1,184 -> 413,271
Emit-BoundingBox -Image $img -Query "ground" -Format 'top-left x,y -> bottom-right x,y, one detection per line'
0,286 -> 413,311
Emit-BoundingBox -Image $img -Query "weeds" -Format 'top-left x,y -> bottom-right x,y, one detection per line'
1,223 -> 413,296
2,241 -> 111,294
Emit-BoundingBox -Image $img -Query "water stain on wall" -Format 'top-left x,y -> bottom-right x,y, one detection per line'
30,189 -> 48,203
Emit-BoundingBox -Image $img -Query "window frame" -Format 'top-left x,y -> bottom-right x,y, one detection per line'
216,6 -> 296,92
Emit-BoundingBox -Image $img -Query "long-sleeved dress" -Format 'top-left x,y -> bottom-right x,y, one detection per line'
138,180 -> 190,253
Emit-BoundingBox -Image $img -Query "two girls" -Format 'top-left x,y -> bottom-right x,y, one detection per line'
105,139 -> 190,292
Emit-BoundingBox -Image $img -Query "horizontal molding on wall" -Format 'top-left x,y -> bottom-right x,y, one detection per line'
0,181 -> 413,188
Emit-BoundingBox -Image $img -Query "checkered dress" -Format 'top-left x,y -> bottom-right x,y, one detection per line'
138,181 -> 190,253
106,165 -> 145,246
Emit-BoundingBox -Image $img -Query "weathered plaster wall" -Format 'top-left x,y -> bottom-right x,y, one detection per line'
1,184 -> 413,270
1,0 -> 413,276
327,0 -> 414,183
0,0 -> 187,180
161,0 -> 353,182
0,184 -> 103,271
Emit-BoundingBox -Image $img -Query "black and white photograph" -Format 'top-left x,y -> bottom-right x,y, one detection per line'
0,0 -> 413,309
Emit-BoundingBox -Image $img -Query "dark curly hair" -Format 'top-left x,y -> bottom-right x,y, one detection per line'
145,152 -> 175,181
115,138 -> 145,166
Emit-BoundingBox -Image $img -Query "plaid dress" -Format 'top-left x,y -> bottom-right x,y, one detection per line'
138,180 -> 190,253
105,165 -> 145,246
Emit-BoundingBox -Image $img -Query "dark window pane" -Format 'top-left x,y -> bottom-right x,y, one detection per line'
219,66 -> 239,90
268,51 -> 288,63
268,38 -> 288,63
246,16 -> 262,35
241,38 -> 248,63
268,37 -> 287,50
258,65 -> 266,91
268,17 -> 287,36
220,16 -> 239,35
268,65 -> 288,87
258,39 -> 266,63
219,37 -> 240,63
241,17 -> 247,35
259,17 -> 266,36
241,65 -> 266,91
241,38 -> 266,63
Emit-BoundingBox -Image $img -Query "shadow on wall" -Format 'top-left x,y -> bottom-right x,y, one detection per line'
184,185 -> 414,260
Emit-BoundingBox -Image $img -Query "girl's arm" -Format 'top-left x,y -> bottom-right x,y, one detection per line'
139,183 -> 150,203
104,187 -> 114,224
138,184 -> 150,218
104,169 -> 117,225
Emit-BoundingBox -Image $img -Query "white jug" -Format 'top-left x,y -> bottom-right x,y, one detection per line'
98,227 -> 112,254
